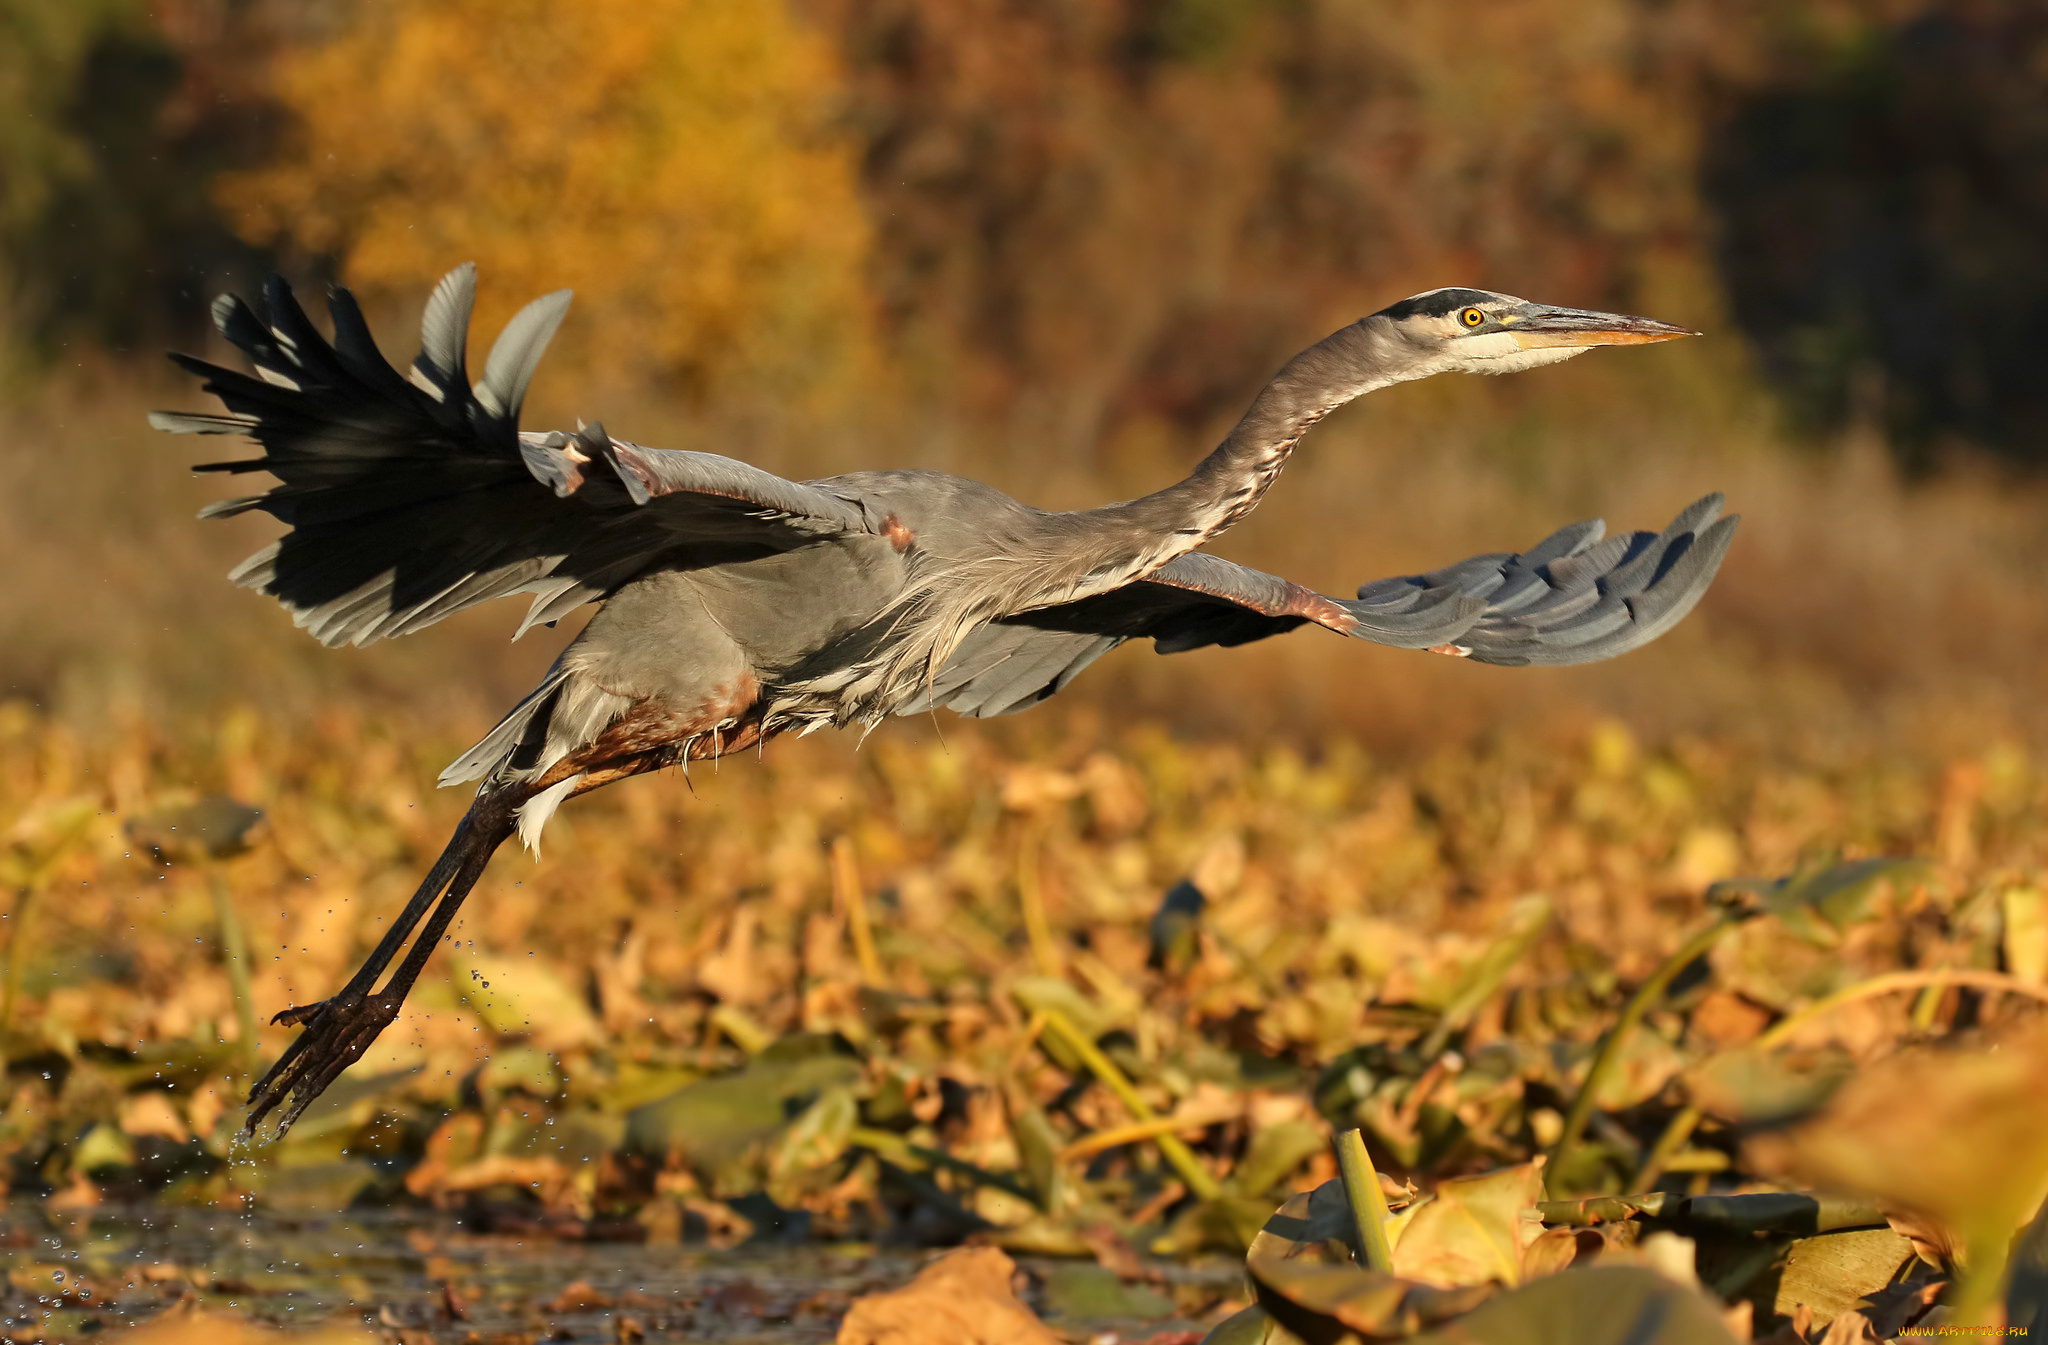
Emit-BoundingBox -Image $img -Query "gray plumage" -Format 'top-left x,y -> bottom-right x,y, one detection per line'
152,267 -> 1736,1136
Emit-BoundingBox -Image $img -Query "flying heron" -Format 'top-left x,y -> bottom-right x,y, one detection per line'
153,266 -> 1737,1134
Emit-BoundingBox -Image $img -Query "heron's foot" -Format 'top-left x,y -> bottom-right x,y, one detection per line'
269,999 -> 326,1028
242,989 -> 403,1140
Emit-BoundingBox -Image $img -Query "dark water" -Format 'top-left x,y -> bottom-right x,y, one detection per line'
0,1202 -> 1240,1341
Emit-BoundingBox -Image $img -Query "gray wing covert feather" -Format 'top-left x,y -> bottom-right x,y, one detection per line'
918,495 -> 1737,714
901,624 -> 1120,719
151,265 -> 880,648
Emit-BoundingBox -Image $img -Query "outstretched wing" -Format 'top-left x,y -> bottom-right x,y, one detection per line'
914,496 -> 1737,718
152,265 -> 885,648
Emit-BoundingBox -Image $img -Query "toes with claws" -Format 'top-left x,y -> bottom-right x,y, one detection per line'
243,991 -> 403,1139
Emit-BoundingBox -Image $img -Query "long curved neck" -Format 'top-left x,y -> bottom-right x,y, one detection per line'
1122,315 -> 1431,544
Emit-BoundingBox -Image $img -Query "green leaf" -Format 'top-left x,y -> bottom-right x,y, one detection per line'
1011,976 -> 1120,1072
450,949 -> 603,1050
624,1045 -> 862,1186
1245,1182 -> 1492,1335
770,1084 -> 858,1179
1711,858 -> 1925,948
476,1043 -> 563,1101
71,1122 -> 133,1175
1038,1262 -> 1174,1322
124,795 -> 263,863
1011,1101 -> 1073,1212
1199,1304 -> 1304,1345
1229,1118 -> 1328,1198
1405,1264 -> 1742,1344
1154,1193 -> 1289,1255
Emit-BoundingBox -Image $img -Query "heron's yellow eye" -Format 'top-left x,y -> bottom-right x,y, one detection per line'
1460,307 -> 1485,328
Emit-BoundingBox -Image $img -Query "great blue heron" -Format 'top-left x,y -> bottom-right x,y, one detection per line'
154,266 -> 1736,1134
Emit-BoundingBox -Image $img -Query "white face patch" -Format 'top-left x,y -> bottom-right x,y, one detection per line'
1454,330 -> 1521,361
1454,339 -> 1588,376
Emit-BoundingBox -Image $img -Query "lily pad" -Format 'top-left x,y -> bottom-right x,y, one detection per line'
625,1039 -> 863,1186
1038,1262 -> 1174,1321
126,796 -> 264,863
1390,1160 -> 1547,1288
1405,1264 -> 1742,1344
1771,1227 -> 1914,1327
449,949 -> 603,1049
1710,858 -> 1924,948
1230,1118 -> 1330,1198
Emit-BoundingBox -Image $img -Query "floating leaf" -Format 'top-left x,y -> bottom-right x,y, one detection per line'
1156,1193 -> 1291,1255
1012,1101 -> 1075,1212
449,949 -> 603,1050
1710,858 -> 1925,947
1038,1262 -> 1173,1322
625,1038 -> 862,1186
1391,1160 -> 1547,1288
1771,1228 -> 1915,1328
837,1246 -> 1062,1345
1245,1183 -> 1493,1336
126,795 -> 264,864
1230,1118 -> 1329,1198
476,1043 -> 563,1100
770,1084 -> 857,1179
3,794 -> 101,887
1199,1304 -> 1303,1344
1689,1046 -> 1854,1126
1404,1264 -> 1742,1345
1742,1023 -> 2048,1277
245,1159 -> 381,1212
1011,976 -> 1121,1071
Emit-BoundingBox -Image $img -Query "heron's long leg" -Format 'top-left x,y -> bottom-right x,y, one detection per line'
243,802 -> 515,1137
272,813 -> 480,1024
243,752 -> 690,1138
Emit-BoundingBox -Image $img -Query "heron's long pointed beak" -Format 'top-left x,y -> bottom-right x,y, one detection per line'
1502,305 -> 1697,349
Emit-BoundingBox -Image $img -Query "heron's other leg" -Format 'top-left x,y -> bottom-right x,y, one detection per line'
243,796 -> 517,1138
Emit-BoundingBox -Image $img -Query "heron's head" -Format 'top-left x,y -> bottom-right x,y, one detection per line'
1374,287 -> 1694,377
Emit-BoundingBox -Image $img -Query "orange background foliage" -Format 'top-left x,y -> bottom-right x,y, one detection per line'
221,0 -> 875,400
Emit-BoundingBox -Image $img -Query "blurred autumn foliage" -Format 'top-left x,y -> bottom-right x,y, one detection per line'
219,0 -> 876,401
13,0 -> 2048,451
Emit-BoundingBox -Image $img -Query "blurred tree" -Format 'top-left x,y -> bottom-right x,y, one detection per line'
0,0 -> 271,355
813,0 -> 1734,458
1704,0 -> 2048,471
219,0 -> 875,403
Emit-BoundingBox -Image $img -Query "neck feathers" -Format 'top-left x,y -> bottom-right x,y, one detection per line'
1135,316 -> 1431,544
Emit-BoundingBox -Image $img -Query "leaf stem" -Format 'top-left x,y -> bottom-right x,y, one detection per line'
1332,1128 -> 1397,1272
1753,967 -> 2048,1051
210,874 -> 260,1076
1039,1007 -> 1219,1199
1550,917 -> 1735,1197
847,1126 -> 1037,1201
0,885 -> 31,1032
831,836 -> 887,988
1630,1103 -> 1702,1190
1018,831 -> 1064,979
